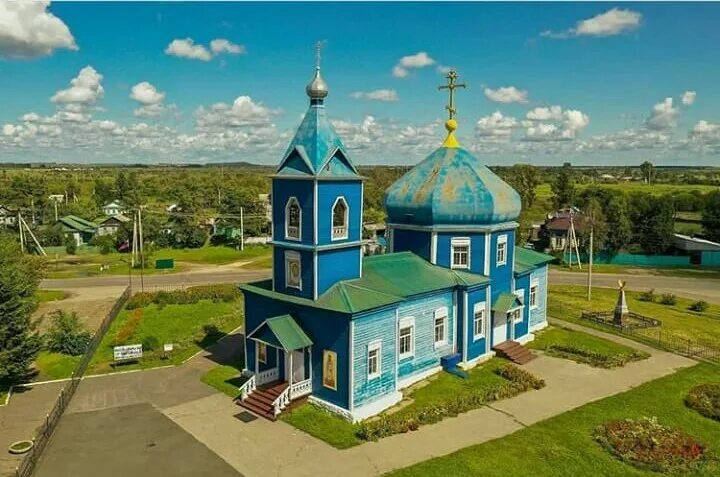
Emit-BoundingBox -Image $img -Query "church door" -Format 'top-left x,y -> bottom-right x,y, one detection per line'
492,312 -> 508,346
291,349 -> 305,383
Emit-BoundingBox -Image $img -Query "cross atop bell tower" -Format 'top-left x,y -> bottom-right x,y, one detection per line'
438,69 -> 466,148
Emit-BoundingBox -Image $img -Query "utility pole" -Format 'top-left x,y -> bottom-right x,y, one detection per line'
54,200 -> 58,222
587,225 -> 594,301
240,206 -> 244,251
138,207 -> 145,292
131,215 -> 138,268
18,212 -> 24,253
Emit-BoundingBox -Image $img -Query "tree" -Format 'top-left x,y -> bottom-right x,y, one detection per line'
0,236 -> 44,384
44,310 -> 92,356
702,191 -> 720,242
603,194 -> 633,254
581,197 -> 607,253
505,164 -> 540,208
552,163 -> 575,209
631,194 -> 675,254
640,161 -> 654,184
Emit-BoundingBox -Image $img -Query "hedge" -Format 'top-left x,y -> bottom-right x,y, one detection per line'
125,284 -> 241,310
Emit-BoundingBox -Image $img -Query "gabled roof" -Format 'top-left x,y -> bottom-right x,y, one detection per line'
98,214 -> 130,225
247,314 -> 313,351
492,293 -> 523,313
103,201 -> 124,208
276,104 -> 359,178
58,215 -> 97,233
241,251 -> 489,315
514,246 -> 554,275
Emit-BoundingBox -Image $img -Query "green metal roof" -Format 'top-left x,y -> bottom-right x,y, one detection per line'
514,246 -> 554,275
241,252 -> 489,315
247,314 -> 313,351
58,215 -> 98,233
492,293 -> 523,313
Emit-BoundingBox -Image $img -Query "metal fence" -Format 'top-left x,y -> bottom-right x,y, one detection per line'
15,286 -> 131,477
581,311 -> 719,365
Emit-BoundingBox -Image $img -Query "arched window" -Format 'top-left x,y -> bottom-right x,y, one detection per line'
285,197 -> 301,240
331,197 -> 348,240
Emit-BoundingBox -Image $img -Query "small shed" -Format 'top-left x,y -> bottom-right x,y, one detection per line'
673,233 -> 720,266
58,215 -> 98,246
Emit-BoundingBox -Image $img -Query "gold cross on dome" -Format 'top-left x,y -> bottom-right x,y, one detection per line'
438,69 -> 466,120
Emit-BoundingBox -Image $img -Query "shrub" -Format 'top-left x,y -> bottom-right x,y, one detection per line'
64,236 -> 77,255
124,284 -> 241,310
142,335 -> 160,352
545,344 -> 648,369
638,289 -> 656,302
44,310 -> 92,356
356,364 -> 545,441
659,293 -> 677,306
113,308 -> 144,346
685,384 -> 720,421
594,417 -> 707,474
689,300 -> 710,313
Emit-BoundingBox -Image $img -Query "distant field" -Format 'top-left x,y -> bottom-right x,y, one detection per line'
575,182 -> 719,195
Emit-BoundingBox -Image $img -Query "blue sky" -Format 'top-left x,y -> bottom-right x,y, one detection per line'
1,1 -> 719,165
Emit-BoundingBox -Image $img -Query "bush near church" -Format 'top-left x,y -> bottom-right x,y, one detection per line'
594,417 -> 707,474
685,384 -> 720,421
125,284 -> 241,310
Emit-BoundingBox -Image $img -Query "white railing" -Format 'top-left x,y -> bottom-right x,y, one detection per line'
256,367 -> 279,386
289,379 -> 312,400
238,374 -> 256,401
332,226 -> 347,240
272,386 -> 291,416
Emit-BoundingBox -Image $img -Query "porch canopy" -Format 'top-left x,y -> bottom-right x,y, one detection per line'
492,293 -> 523,314
247,314 -> 313,351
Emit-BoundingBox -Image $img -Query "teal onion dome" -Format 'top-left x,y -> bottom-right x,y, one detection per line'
384,147 -> 522,226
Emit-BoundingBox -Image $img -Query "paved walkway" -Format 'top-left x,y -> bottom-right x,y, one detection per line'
162,323 -> 695,477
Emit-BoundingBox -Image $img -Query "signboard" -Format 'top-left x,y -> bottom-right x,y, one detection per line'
113,344 -> 143,361
163,343 -> 174,353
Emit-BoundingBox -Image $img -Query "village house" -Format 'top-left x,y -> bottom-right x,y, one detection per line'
0,205 -> 18,227
96,214 -> 130,236
238,65 -> 553,422
102,201 -> 127,216
58,215 -> 97,246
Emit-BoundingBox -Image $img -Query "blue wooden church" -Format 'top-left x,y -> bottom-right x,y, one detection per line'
239,60 -> 553,421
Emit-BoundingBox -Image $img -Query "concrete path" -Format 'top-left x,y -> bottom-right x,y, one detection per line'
162,325 -> 695,477
550,269 -> 720,304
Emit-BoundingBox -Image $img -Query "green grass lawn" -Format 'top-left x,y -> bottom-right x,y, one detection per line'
152,244 -> 270,265
34,297 -> 244,380
389,363 -> 720,477
528,326 -> 649,368
548,285 -> 720,350
200,359 -> 246,399
551,263 -> 720,280
281,404 -> 364,449
282,359 -> 525,449
36,289 -> 70,302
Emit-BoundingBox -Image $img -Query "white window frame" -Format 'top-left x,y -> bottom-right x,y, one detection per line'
433,307 -> 448,348
257,341 -> 267,364
496,234 -> 508,266
331,196 -> 349,241
530,280 -> 539,309
398,317 -> 415,360
285,197 -> 301,241
284,250 -> 302,290
508,307 -> 523,325
473,301 -> 486,341
451,237 -> 471,270
367,340 -> 382,380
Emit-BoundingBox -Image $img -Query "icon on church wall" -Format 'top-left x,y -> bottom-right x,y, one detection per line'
323,350 -> 337,390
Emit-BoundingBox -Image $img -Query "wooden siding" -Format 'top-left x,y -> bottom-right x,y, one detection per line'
436,232 -> 487,274
352,308 -> 398,408
317,180 -> 363,245
513,274 -> 530,339
317,246 -> 362,296
392,229 -> 432,261
529,265 -> 548,328
465,286 -> 490,361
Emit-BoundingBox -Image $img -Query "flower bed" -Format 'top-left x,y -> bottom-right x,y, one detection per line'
685,384 -> 720,421
594,417 -> 707,474
356,363 -> 545,441
547,344 -> 648,368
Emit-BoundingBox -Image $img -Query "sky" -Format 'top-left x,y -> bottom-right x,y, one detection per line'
1,1 -> 719,166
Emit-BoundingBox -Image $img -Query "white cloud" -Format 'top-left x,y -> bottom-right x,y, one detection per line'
50,66 -> 104,105
129,82 -> 165,105
484,86 -> 528,104
681,91 -> 697,106
476,111 -> 518,139
646,97 -> 678,131
195,96 -> 280,129
526,105 -> 563,121
350,89 -> 399,102
0,0 -> 77,59
392,51 -> 435,78
210,38 -> 245,55
523,105 -> 589,141
541,8 -> 642,39
165,38 -> 212,61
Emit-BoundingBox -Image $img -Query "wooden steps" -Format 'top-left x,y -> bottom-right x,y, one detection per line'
235,381 -> 288,421
492,341 -> 536,365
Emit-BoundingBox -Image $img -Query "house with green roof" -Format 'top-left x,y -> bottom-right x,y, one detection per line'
239,63 -> 553,422
57,215 -> 98,246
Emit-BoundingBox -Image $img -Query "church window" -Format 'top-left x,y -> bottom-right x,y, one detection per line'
367,340 -> 381,379
530,281 -> 539,309
285,197 -> 301,240
398,317 -> 415,359
451,237 -> 470,269
434,308 -> 448,347
331,197 -> 349,240
473,302 -> 486,340
285,250 -> 301,290
508,308 -> 522,324
497,234 -> 508,266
